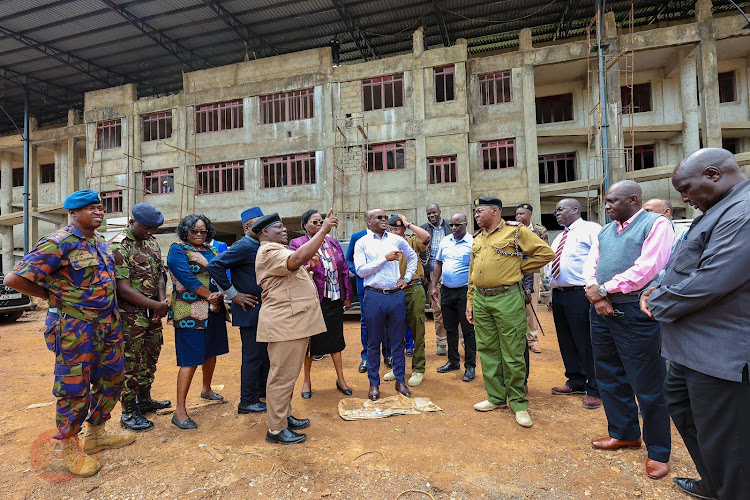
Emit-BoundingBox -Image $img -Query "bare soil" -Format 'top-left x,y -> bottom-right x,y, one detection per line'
0,308 -> 694,499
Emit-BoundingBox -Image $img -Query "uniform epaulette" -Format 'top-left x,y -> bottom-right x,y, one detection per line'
505,221 -> 520,226
537,224 -> 547,231
110,233 -> 127,244
45,227 -> 74,244
472,229 -> 482,237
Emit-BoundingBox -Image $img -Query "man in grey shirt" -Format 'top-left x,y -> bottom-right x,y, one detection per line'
643,148 -> 750,500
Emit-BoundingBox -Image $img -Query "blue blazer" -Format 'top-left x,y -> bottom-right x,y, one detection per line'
207,235 -> 262,327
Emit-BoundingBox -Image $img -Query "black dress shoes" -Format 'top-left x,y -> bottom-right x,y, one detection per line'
336,381 -> 353,396
237,401 -> 267,414
358,360 -> 368,373
437,362 -> 460,373
395,382 -> 411,398
287,415 -> 310,430
368,385 -> 380,401
673,478 -> 718,499
266,428 -> 306,445
171,415 -> 198,430
121,399 -> 154,432
462,366 -> 475,382
200,391 -> 224,401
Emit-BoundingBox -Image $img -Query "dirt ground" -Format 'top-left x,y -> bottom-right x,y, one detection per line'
0,307 -> 695,499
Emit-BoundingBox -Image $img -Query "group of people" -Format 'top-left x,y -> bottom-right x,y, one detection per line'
3,147 -> 748,499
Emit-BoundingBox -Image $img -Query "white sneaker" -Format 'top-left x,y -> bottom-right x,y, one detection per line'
515,410 -> 533,427
408,372 -> 424,387
383,370 -> 396,381
474,399 -> 503,412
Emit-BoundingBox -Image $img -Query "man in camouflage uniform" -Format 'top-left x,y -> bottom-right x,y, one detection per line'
110,204 -> 170,431
3,190 -> 135,477
515,203 -> 548,354
467,197 -> 554,428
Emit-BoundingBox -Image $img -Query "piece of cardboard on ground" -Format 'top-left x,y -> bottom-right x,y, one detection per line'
338,394 -> 442,420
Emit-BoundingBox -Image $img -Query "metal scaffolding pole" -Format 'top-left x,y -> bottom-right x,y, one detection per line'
23,88 -> 30,254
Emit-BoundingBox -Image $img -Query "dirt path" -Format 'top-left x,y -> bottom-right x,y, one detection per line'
0,308 -> 693,499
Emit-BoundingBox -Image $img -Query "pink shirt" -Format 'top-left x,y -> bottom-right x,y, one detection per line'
584,209 -> 675,294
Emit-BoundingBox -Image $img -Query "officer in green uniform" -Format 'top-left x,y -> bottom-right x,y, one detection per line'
466,197 -> 554,428
383,214 -> 431,387
109,204 -> 171,431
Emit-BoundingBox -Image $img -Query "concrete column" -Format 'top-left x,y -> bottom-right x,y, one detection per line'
66,136 -> 79,196
519,29 -> 541,222
59,142 -> 69,199
0,227 -> 13,274
604,12 -> 625,184
679,50 -> 701,157
696,1 -> 722,148
1,152 -> 11,214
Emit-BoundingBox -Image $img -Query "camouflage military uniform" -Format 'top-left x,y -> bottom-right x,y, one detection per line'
13,224 -> 122,440
109,228 -> 164,406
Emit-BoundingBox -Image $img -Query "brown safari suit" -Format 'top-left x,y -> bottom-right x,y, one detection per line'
256,242 -> 326,431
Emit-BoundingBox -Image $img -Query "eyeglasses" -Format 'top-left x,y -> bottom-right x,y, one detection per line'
448,223 -> 466,227
374,215 -> 388,220
189,229 -> 208,236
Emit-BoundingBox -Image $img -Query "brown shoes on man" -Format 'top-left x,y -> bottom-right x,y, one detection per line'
646,458 -> 670,479
395,382 -> 411,398
368,385 -> 379,401
582,395 -> 602,409
591,437 -> 642,450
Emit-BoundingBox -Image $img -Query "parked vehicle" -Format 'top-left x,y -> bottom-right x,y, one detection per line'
0,275 -> 36,322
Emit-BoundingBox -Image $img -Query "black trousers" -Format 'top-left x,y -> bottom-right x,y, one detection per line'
440,285 -> 476,368
664,362 -> 750,500
239,326 -> 270,405
551,287 -> 599,397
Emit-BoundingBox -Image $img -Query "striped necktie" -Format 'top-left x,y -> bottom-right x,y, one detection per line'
551,228 -> 569,279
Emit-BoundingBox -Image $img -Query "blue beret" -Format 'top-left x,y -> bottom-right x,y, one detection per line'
241,207 -> 263,224
474,197 -> 503,209
131,203 -> 164,228
252,213 -> 282,234
517,203 -> 533,212
63,190 -> 101,210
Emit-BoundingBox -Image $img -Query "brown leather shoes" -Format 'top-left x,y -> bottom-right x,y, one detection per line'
583,395 -> 602,409
395,382 -> 411,398
646,459 -> 669,479
551,384 -> 586,395
591,437 -> 642,450
368,385 -> 379,401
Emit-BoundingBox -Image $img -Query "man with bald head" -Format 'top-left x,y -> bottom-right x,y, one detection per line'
583,180 -> 675,479
548,198 -> 602,410
643,198 -> 689,248
643,148 -> 750,499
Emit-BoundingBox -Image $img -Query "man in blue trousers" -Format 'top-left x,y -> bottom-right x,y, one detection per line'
354,208 -> 417,401
208,207 -> 269,414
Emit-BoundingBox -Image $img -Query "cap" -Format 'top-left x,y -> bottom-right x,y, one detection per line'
252,213 -> 282,234
241,207 -> 263,224
473,197 -> 503,209
388,214 -> 404,227
516,203 -> 533,212
63,190 -> 101,210
131,203 -> 164,227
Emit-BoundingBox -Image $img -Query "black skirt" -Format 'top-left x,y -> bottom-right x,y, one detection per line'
308,298 -> 346,356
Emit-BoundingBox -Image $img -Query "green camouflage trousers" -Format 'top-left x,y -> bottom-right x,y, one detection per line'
119,311 -> 164,403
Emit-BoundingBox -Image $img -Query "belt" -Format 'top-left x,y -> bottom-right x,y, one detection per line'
365,286 -> 402,295
552,286 -> 584,292
403,279 -> 422,289
475,282 -> 521,297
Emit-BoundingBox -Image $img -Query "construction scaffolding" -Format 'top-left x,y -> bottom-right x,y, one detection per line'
586,4 -> 635,222
332,112 -> 369,239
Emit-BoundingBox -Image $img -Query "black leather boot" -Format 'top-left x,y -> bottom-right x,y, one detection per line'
121,398 -> 154,432
136,387 -> 171,413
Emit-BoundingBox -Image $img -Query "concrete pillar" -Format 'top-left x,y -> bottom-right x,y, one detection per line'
0,227 -> 12,274
413,26 -> 425,57
679,50 -> 701,157
519,28 -> 541,222
696,1 -> 722,148
1,152 -> 11,214
604,12 -> 625,183
66,136 -> 79,196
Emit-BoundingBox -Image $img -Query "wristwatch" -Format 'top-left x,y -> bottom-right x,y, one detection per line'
598,285 -> 607,297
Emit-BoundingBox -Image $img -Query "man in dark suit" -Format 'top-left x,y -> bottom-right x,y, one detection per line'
207,207 -> 269,414
643,148 -> 750,500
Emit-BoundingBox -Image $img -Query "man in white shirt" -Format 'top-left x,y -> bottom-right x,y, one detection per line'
548,199 -> 603,410
354,208 -> 418,401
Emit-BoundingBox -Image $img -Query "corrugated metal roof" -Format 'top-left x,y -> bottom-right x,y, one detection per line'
1,0 -> 749,133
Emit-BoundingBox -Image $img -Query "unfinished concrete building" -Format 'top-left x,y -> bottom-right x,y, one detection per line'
1,0 -> 750,271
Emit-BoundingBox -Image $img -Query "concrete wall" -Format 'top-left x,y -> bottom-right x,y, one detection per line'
2,7 -> 750,268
